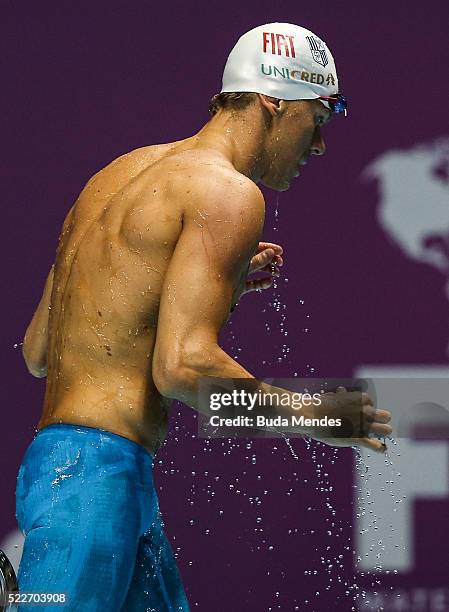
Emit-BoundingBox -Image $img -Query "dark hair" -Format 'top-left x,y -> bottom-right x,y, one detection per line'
208,92 -> 258,116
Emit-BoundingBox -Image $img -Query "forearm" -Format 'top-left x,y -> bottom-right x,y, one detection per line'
161,345 -> 312,434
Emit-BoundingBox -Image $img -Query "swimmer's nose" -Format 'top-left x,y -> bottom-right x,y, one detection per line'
310,127 -> 326,156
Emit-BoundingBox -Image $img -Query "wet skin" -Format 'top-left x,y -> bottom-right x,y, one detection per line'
23,97 -> 391,455
23,140 -> 279,454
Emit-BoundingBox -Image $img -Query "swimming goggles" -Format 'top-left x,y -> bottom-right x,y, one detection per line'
318,93 -> 348,116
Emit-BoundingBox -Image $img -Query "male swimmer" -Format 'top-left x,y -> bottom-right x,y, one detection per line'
16,22 -> 392,611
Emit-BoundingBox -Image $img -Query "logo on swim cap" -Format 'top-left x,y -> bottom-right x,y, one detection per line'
262,31 -> 296,58
220,22 -> 339,101
306,36 -> 329,68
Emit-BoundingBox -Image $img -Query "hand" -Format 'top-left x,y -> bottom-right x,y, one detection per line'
241,242 -> 284,297
302,386 -> 392,453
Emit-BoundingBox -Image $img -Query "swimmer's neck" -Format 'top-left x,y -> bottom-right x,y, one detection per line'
187,108 -> 268,184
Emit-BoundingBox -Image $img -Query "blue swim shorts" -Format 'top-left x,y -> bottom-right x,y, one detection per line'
15,423 -> 190,611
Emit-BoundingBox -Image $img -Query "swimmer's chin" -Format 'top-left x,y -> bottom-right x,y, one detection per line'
259,175 -> 294,192
275,179 -> 295,192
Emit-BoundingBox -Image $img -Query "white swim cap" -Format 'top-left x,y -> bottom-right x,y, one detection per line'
221,22 -> 339,101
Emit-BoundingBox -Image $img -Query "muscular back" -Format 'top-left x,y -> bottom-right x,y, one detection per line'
38,134 -> 266,454
38,139 -> 258,454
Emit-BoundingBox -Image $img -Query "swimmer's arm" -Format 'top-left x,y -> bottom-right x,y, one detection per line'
22,264 -> 54,378
22,204 -> 77,378
152,176 -> 298,418
151,174 -> 391,450
152,172 -> 266,402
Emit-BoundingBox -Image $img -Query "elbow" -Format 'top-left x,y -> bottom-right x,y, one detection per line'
152,347 -> 185,399
152,361 -> 192,400
22,346 -> 47,378
153,347 -> 217,400
31,368 -> 47,379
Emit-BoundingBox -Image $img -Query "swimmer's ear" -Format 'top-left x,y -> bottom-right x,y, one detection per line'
258,94 -> 282,117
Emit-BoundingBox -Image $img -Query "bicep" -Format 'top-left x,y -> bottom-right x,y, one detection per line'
153,182 -> 264,374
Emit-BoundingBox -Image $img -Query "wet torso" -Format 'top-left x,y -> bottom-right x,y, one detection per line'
39,139 -> 227,455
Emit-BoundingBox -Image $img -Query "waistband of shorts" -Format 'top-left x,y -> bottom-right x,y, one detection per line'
36,423 -> 154,460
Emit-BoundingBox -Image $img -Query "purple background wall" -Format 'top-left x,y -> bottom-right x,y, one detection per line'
2,2 -> 448,610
